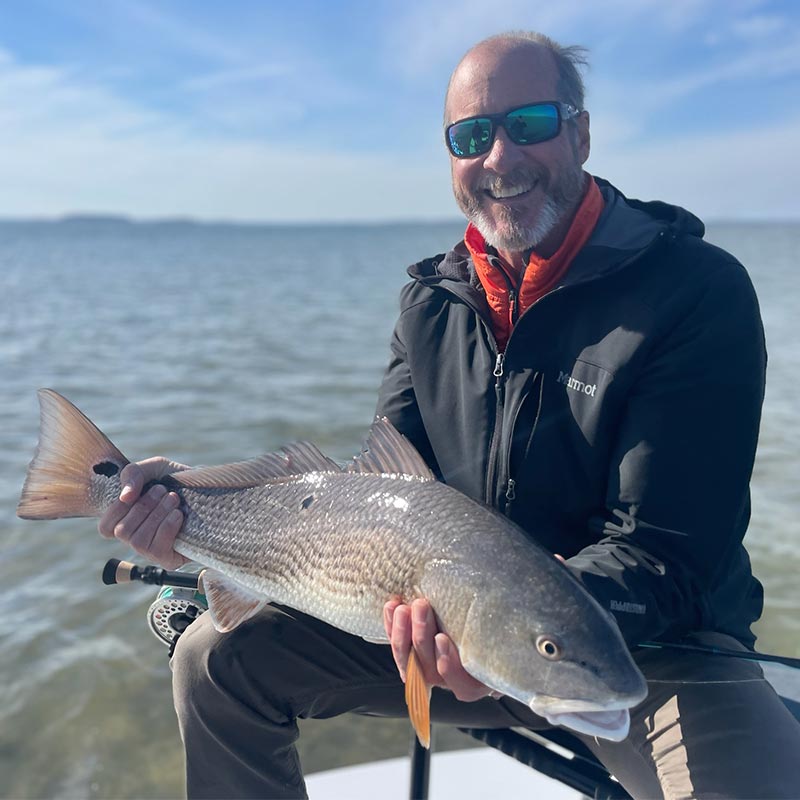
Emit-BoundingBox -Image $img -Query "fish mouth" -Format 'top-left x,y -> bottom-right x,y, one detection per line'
529,694 -> 642,716
528,691 -> 646,742
540,708 -> 632,742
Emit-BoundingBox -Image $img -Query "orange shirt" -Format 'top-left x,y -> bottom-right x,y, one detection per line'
465,178 -> 604,351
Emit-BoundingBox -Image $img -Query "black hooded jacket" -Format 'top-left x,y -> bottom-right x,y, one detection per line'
375,177 -> 766,648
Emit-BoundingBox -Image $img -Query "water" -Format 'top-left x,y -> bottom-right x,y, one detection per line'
1,219 -> 798,798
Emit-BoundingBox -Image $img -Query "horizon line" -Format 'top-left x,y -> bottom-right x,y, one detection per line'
1,213 -> 798,227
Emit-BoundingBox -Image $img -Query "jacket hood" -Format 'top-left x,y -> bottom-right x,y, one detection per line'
407,176 -> 706,286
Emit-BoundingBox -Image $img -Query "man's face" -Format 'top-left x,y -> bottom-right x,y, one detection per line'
446,44 -> 590,255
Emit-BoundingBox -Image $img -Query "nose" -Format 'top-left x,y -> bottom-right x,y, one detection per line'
482,126 -> 525,172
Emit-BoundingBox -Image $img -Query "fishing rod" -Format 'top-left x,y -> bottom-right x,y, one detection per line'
637,641 -> 800,670
102,559 -> 800,670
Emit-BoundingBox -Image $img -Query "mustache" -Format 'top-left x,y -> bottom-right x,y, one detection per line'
474,167 -> 548,196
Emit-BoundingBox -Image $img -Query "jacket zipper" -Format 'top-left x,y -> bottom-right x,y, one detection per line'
501,371 -> 544,518
483,255 -> 523,506
484,351 -> 506,505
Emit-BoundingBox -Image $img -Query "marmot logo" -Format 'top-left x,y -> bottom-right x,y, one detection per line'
557,370 -> 597,397
610,599 -> 647,615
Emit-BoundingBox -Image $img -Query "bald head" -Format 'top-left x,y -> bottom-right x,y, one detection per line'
445,33 -> 588,124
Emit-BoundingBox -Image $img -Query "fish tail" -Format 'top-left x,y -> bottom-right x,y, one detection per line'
16,389 -> 130,520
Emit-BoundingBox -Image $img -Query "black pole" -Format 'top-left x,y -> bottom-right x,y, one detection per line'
408,730 -> 431,800
638,641 -> 800,670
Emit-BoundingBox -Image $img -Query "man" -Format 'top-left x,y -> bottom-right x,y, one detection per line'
99,32 -> 800,799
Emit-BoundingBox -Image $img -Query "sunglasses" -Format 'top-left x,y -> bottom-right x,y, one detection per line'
445,101 -> 580,159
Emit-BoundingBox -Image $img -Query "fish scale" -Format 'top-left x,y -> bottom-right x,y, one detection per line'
171,473 -> 454,640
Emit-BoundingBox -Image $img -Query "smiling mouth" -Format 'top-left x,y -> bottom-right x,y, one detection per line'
485,180 -> 538,201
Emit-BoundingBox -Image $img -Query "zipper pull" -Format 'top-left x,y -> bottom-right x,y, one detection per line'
493,352 -> 505,378
508,289 -> 517,325
504,478 -> 516,517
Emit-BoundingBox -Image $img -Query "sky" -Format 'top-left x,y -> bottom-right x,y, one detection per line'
0,0 -> 798,222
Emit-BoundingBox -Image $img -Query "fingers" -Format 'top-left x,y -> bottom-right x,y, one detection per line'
120,484 -> 178,550
98,463 -> 147,536
386,598 -> 496,702
97,456 -> 190,568
389,603 -> 413,682
383,599 -> 402,639
119,457 -> 189,502
410,599 -> 440,686
98,494 -> 138,539
388,599 -> 441,685
99,484 -> 187,569
433,633 -> 493,702
146,508 -> 187,570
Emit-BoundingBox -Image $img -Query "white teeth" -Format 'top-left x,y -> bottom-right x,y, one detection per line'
488,182 -> 536,199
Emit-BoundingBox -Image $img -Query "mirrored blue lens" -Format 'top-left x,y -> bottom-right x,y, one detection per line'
446,103 -> 562,158
505,104 -> 559,145
447,118 -> 493,157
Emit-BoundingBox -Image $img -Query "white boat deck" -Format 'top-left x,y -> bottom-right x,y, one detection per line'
305,747 -> 582,799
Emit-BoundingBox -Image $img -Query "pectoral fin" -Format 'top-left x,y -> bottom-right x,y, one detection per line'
405,648 -> 432,749
199,570 -> 268,633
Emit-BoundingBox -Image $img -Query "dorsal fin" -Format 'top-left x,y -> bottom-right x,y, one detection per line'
171,442 -> 340,490
347,418 -> 435,480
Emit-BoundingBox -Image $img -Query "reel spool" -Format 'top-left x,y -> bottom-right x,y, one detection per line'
147,585 -> 208,646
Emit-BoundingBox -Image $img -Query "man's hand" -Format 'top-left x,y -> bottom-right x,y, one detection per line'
98,457 -> 189,569
383,598 -> 497,702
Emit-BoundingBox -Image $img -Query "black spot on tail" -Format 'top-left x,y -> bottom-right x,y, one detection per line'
93,461 -> 120,477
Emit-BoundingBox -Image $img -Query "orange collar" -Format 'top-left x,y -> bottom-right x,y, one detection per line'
466,177 -> 604,350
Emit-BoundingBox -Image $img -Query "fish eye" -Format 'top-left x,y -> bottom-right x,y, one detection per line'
535,635 -> 563,661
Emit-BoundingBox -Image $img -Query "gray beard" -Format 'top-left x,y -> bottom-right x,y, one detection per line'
469,195 -> 562,252
457,164 -> 586,253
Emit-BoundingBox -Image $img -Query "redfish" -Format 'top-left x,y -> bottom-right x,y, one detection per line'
17,389 -> 647,744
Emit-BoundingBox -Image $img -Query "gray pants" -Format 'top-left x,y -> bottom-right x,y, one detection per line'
172,605 -> 800,799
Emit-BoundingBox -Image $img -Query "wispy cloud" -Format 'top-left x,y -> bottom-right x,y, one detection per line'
0,47 -> 164,135
383,0 -> 716,79
0,1 -> 796,220
180,64 -> 292,92
705,10 -> 789,45
105,0 -> 246,64
589,26 -> 800,147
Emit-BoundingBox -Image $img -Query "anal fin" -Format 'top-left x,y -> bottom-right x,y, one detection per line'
405,648 -> 432,749
199,569 -> 268,633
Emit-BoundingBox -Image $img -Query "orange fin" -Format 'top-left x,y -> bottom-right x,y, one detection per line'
17,389 -> 129,520
199,569 -> 268,632
405,648 -> 432,749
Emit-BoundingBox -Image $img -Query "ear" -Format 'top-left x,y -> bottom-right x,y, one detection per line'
576,110 -> 591,165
